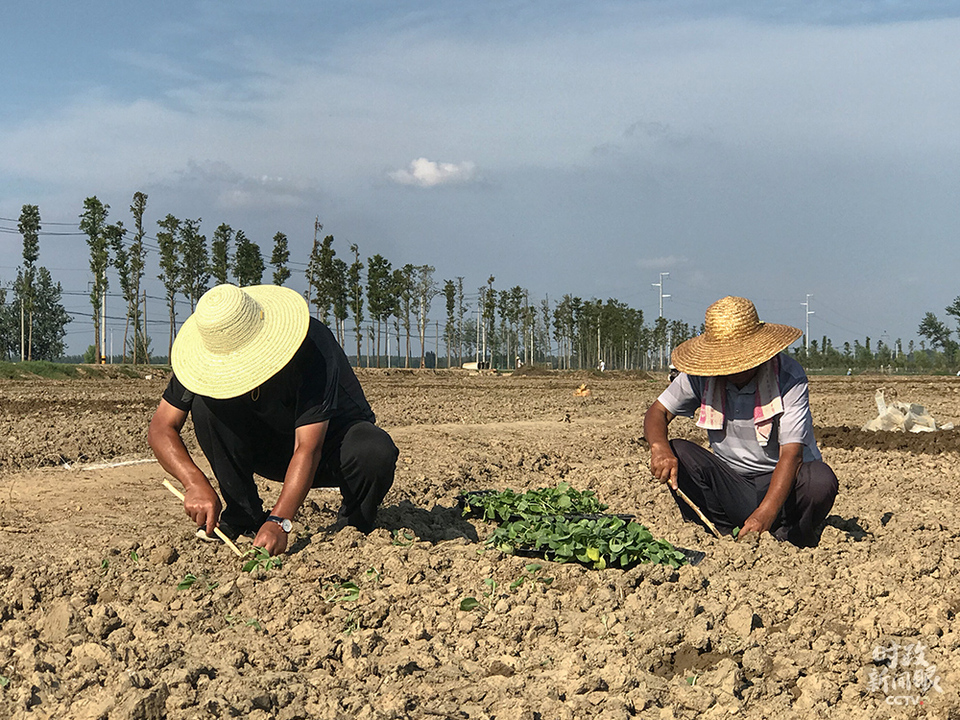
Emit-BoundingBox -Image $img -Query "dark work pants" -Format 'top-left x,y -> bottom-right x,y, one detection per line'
191,398 -> 398,533
669,439 -> 838,547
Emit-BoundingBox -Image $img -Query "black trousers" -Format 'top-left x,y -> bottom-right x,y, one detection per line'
669,439 -> 838,547
191,398 -> 398,533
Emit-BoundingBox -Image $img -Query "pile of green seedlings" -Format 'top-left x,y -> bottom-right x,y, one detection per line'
460,482 -> 688,570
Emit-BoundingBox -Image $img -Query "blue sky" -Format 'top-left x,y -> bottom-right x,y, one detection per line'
2,1 -> 959,356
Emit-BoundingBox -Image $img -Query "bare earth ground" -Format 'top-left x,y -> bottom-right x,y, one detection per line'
0,369 -> 958,720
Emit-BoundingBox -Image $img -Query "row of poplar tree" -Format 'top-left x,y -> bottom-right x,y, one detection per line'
4,190 -> 704,369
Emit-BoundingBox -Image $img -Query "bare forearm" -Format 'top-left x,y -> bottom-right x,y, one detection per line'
644,400 -> 673,448
150,428 -> 212,492
271,448 -> 321,519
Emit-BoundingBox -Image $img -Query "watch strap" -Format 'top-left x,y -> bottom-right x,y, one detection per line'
266,515 -> 292,532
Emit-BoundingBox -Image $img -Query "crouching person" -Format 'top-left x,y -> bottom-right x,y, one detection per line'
149,283 -> 398,555
644,296 -> 837,547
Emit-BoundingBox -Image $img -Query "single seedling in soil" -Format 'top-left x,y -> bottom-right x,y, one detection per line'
509,563 -> 554,590
242,547 -> 283,573
177,573 -> 219,591
322,580 -> 360,603
391,529 -> 416,546
225,614 -> 262,631
459,577 -> 500,613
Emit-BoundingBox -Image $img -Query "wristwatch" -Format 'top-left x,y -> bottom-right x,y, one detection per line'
266,515 -> 292,533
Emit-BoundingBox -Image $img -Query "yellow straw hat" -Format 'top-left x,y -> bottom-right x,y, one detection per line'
670,296 -> 802,376
171,284 -> 310,399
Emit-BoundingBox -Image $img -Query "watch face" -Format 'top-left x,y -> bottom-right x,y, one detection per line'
268,516 -> 292,532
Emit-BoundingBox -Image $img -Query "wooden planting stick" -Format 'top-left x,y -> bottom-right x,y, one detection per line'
672,486 -> 722,538
162,479 -> 244,557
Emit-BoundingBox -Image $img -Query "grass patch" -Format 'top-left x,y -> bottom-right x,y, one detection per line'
0,361 -> 150,380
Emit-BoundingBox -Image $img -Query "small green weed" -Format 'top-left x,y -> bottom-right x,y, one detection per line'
0,674 -> 9,688
98,559 -> 110,576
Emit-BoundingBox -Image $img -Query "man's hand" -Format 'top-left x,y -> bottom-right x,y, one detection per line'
253,521 -> 288,556
650,443 -> 679,490
738,505 -> 777,537
644,400 -> 679,489
183,482 -> 222,536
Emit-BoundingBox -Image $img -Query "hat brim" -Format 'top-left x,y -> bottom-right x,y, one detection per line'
171,285 -> 310,399
670,322 -> 802,376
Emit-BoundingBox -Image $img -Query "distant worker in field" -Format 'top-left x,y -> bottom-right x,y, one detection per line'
148,283 -> 398,556
644,296 -> 838,547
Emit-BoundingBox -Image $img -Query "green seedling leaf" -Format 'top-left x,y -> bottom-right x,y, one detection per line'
245,619 -> 262,631
459,597 -> 481,612
391,529 -> 415,546
343,610 -> 361,635
732,526 -> 741,539
365,566 -> 382,583
129,550 -> 140,563
98,559 -> 110,576
177,573 -> 198,590
323,580 -> 361,603
0,675 -> 9,688
242,547 -> 282,573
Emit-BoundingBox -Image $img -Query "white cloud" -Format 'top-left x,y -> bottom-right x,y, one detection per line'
636,256 -> 688,271
388,158 -> 477,188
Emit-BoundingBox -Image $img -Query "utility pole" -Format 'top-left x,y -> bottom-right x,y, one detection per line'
652,272 -> 670,369
801,294 -> 814,352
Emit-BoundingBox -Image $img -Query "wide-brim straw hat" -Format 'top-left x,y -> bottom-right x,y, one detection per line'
171,284 -> 309,399
670,296 -> 802,376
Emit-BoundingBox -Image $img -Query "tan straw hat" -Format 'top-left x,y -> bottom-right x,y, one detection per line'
670,296 -> 802,376
171,284 -> 310,399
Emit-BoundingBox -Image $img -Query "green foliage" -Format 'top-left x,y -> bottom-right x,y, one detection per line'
242,546 -> 282,573
464,483 -> 686,570
509,563 -> 554,590
225,614 -> 262,631
489,514 -> 687,570
177,572 -> 218,591
233,230 -> 264,286
322,580 -> 360,603
460,482 -> 607,523
79,196 -> 111,363
210,223 -> 233,285
391,529 -> 415,546
178,218 -> 209,310
0,674 -> 8,688
271,231 -> 291,286
347,243 -> 364,366
177,573 -> 198,590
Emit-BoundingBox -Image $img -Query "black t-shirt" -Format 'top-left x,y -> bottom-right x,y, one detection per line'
163,317 -> 375,443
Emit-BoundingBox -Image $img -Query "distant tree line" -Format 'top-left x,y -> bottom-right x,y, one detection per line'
24,190 -> 960,373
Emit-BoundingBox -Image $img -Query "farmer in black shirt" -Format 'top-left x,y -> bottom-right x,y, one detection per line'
148,283 -> 398,555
